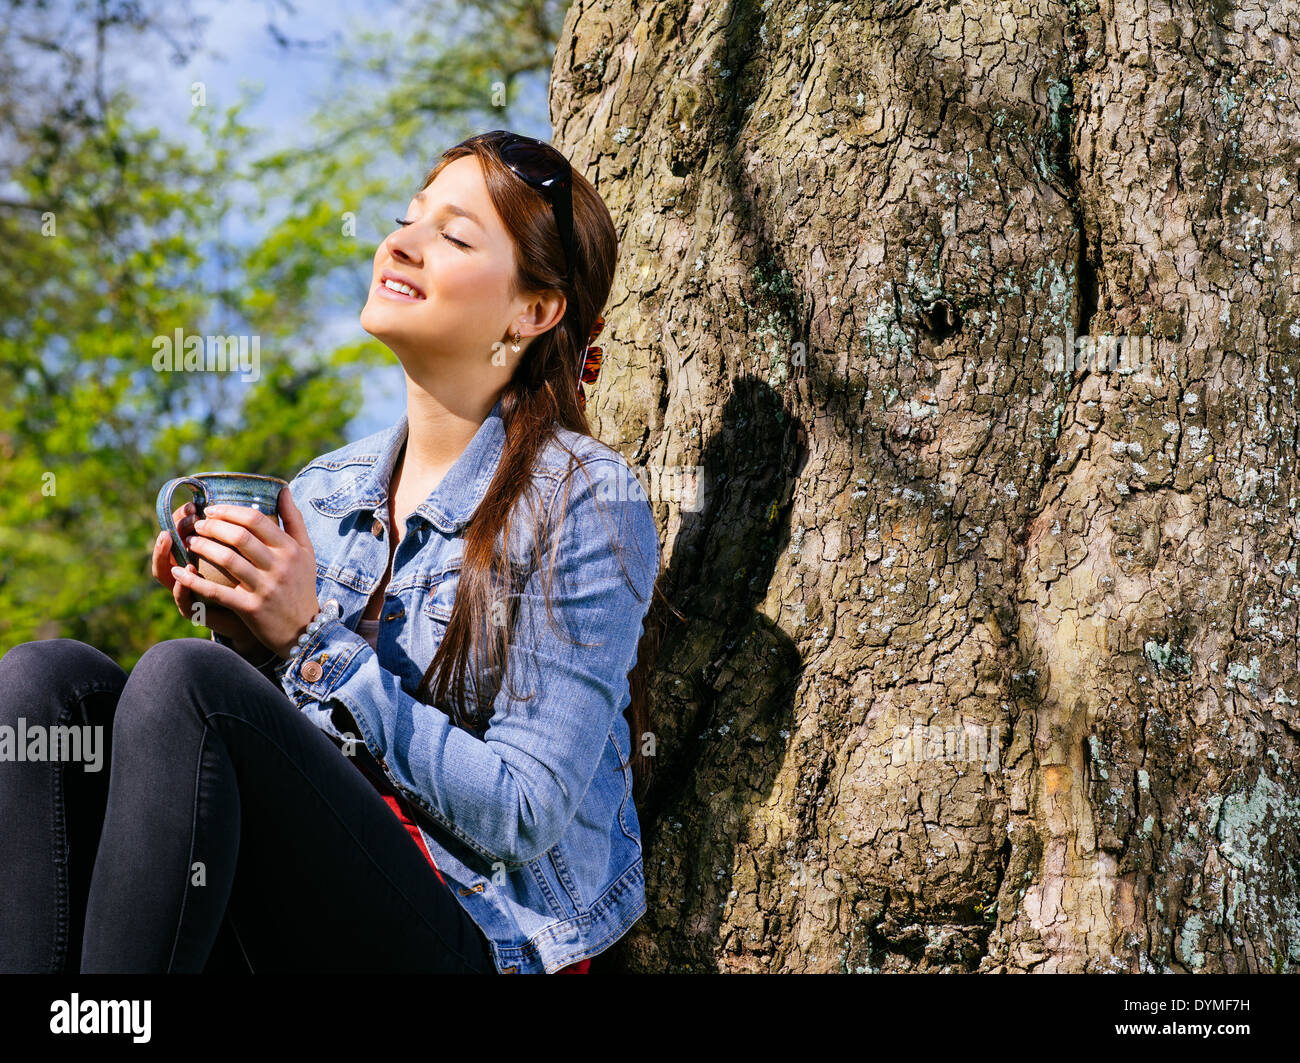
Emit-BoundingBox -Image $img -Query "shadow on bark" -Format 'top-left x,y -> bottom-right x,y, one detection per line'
601,378 -> 807,972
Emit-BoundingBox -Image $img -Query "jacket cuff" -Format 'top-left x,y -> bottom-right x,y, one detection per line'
277,616 -> 366,700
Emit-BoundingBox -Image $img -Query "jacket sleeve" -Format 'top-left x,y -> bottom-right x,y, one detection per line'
275,457 -> 661,868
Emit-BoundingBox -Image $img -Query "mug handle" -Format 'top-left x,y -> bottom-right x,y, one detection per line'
156,476 -> 210,570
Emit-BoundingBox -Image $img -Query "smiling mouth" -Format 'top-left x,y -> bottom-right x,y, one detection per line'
378,276 -> 426,300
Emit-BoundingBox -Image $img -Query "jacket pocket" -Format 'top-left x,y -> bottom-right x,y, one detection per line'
420,557 -> 463,623
548,845 -> 586,913
527,848 -> 582,920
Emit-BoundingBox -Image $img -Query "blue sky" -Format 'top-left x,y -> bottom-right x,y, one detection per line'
116,0 -> 554,439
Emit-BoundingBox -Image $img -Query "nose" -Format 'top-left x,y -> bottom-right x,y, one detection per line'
386,231 -> 421,269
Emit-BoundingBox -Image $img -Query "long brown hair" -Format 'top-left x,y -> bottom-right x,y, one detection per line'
411,133 -> 672,799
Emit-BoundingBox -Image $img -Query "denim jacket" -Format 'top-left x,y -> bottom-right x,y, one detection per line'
212,395 -> 659,973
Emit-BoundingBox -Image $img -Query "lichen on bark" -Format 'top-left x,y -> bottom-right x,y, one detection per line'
552,0 -> 1300,972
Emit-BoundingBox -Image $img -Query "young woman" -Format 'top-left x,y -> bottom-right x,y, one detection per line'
0,129 -> 664,974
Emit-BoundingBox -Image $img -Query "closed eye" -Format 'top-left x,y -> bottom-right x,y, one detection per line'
394,217 -> 469,249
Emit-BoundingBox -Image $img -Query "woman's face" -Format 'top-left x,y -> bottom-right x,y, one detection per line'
360,154 -> 550,376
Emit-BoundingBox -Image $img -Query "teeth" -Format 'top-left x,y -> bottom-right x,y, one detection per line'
383,278 -> 422,298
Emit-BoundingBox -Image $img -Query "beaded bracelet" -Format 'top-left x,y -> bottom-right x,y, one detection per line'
288,599 -> 343,659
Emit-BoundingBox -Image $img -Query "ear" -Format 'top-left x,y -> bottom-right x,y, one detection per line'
518,289 -> 567,337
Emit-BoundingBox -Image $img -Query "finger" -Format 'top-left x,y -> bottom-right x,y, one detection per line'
154,531 -> 171,583
171,562 -> 253,614
172,564 -> 195,618
185,533 -> 267,595
175,578 -> 212,632
171,502 -> 197,543
201,503 -> 290,552
156,523 -> 195,551
155,530 -> 188,584
192,514 -> 274,571
277,487 -> 314,550
160,505 -> 198,567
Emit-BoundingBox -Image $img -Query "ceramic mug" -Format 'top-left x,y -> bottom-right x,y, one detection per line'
156,472 -> 288,597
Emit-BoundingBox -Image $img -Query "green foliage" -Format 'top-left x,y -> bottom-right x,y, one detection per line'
0,94 -> 343,665
0,0 -> 563,668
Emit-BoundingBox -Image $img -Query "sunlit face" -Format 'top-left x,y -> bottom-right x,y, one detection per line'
360,155 -> 533,373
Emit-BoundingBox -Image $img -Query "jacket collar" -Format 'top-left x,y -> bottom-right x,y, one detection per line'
312,395 -> 506,534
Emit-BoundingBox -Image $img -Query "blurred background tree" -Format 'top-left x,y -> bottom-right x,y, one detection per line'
0,0 -> 563,664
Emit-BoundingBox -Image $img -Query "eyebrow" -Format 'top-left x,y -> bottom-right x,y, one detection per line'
412,190 -> 483,228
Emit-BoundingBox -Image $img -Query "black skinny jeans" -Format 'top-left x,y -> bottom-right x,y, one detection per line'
0,637 -> 497,973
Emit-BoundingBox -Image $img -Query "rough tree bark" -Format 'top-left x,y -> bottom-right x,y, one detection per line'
549,0 -> 1300,972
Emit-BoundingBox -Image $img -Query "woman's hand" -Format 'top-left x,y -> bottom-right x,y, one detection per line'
168,488 -> 321,660
152,502 -> 258,648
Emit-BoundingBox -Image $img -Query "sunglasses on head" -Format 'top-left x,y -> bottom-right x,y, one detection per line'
447,129 -> 577,285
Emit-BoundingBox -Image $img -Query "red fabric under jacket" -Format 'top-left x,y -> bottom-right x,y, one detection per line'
366,765 -> 591,974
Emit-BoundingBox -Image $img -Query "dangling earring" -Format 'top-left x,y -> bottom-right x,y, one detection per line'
510,329 -> 521,355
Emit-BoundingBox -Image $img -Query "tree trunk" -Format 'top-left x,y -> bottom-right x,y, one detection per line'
551,0 -> 1300,973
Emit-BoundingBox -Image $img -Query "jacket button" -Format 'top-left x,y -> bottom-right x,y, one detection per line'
301,659 -> 324,683
371,519 -> 383,537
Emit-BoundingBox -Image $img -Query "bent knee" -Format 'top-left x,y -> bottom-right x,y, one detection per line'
119,637 -> 256,731
131,636 -> 230,678
0,639 -> 125,728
